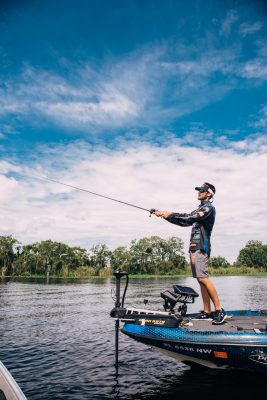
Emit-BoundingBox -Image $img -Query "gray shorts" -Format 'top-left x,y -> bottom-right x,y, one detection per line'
190,250 -> 209,278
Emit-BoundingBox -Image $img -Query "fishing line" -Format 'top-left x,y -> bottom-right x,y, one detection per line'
22,173 -> 155,215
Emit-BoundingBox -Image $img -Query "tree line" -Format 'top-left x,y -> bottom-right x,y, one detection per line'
0,235 -> 266,278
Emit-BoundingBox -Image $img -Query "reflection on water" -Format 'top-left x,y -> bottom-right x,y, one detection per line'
0,276 -> 266,399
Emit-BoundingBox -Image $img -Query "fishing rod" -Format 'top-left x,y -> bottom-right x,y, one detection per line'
23,173 -> 156,216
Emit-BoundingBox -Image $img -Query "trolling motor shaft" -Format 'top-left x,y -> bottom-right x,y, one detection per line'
111,269 -> 129,368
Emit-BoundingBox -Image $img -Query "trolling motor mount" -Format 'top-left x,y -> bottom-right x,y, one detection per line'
110,307 -> 127,318
113,269 -> 128,304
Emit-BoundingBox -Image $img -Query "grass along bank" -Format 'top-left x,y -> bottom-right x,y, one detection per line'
2,265 -> 266,280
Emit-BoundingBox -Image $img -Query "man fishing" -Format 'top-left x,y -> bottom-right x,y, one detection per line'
153,182 -> 226,325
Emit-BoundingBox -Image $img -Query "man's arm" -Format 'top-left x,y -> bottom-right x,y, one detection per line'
153,209 -> 193,226
154,210 -> 173,219
154,204 -> 213,227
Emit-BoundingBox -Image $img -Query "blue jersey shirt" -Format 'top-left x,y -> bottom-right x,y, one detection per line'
166,200 -> 216,256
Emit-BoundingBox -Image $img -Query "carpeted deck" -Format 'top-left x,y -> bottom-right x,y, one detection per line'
186,314 -> 267,332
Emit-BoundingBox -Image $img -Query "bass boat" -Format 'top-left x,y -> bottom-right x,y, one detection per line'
110,270 -> 267,372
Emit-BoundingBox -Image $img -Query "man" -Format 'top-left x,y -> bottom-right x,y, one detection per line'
153,182 -> 226,325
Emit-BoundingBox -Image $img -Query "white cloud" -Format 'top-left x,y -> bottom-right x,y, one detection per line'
0,136 -> 266,263
37,91 -> 138,125
1,33 -> 267,131
250,104 -> 267,129
219,10 -> 239,37
0,67 -> 142,129
239,22 -> 262,37
240,60 -> 267,79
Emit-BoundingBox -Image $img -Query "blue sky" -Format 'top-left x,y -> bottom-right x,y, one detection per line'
0,0 -> 267,262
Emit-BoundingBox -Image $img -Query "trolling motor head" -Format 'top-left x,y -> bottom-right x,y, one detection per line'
111,269 -> 128,313
113,269 -> 128,279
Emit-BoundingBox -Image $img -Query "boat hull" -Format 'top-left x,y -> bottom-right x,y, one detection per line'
122,313 -> 267,372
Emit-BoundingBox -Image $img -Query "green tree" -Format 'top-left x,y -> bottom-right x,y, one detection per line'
127,236 -> 186,274
89,244 -> 111,273
209,256 -> 230,269
110,246 -> 130,271
165,237 -> 186,269
236,240 -> 267,269
13,240 -> 91,277
0,235 -> 20,276
128,237 -> 155,274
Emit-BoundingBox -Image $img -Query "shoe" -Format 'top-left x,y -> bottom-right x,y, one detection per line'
212,308 -> 227,325
192,311 -> 213,320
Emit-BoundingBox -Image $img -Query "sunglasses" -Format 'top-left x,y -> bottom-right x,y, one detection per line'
198,188 -> 208,193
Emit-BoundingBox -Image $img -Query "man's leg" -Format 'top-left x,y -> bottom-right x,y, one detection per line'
199,282 -> 212,313
190,251 -> 211,313
192,250 -> 222,312
199,277 -> 226,324
197,277 -> 221,311
192,251 -> 226,324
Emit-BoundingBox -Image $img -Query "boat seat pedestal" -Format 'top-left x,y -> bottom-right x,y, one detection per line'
160,285 -> 199,315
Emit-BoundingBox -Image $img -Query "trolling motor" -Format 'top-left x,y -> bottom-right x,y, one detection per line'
110,272 -> 199,369
110,269 -> 129,368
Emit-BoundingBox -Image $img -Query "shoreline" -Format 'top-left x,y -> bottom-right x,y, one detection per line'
1,271 -> 267,280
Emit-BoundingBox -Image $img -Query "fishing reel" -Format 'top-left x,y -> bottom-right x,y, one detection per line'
149,208 -> 156,217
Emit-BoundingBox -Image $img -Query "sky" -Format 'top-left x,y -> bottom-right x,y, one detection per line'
0,0 -> 267,262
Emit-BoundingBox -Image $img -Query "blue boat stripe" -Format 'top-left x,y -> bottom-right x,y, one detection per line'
122,325 -> 267,347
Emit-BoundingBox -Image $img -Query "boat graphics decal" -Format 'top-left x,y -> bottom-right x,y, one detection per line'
122,323 -> 267,347
249,353 -> 267,365
140,318 -> 165,326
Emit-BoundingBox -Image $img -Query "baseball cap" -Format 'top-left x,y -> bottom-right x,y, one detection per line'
195,182 -> 216,196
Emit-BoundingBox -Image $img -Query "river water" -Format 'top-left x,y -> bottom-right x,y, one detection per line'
0,276 -> 266,399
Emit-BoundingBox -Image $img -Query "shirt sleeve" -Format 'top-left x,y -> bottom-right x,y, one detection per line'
166,204 -> 213,227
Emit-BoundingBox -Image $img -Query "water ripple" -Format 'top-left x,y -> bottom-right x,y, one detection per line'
0,277 -> 266,399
